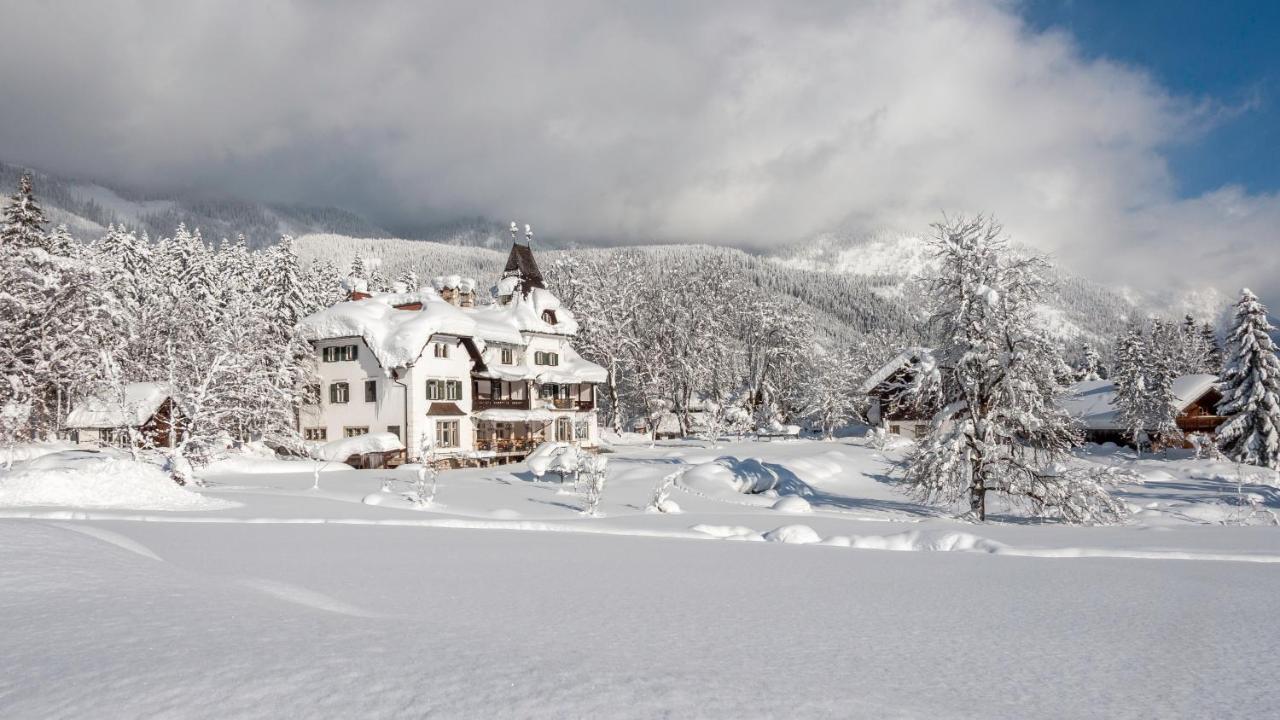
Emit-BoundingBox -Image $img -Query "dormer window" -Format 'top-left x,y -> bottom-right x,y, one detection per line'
322,344 -> 359,362
433,342 -> 450,359
501,348 -> 514,365
534,351 -> 559,367
541,310 -> 557,324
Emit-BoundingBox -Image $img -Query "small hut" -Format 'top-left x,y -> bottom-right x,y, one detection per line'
65,383 -> 180,448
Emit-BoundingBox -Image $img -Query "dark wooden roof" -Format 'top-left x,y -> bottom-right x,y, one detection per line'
426,402 -> 467,417
503,243 -> 546,291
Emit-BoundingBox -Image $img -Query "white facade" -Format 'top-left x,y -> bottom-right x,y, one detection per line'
298,243 -> 605,463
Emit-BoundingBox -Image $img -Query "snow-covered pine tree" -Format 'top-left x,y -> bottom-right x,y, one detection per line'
903,216 -> 1121,523
1144,319 -> 1180,448
1215,289 -> 1280,469
0,172 -> 48,251
0,174 -> 120,436
1112,327 -> 1149,453
1076,343 -> 1103,381
1200,321 -> 1223,372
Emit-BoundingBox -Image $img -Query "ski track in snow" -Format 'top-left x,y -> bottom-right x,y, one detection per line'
6,510 -> 1279,565
236,577 -> 381,618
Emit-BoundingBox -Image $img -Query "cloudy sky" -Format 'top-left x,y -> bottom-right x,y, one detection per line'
0,0 -> 1276,303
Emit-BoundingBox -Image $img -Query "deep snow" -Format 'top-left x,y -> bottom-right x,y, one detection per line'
1,435 -> 1277,718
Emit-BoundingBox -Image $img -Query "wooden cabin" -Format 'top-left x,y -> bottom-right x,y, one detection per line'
1059,374 -> 1227,448
64,383 -> 182,448
860,348 -> 936,439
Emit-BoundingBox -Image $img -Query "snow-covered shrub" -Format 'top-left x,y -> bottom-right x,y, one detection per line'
579,454 -> 608,516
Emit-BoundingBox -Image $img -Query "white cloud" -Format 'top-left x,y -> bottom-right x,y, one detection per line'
0,0 -> 1275,305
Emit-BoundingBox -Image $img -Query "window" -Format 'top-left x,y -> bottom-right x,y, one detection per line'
303,384 -> 321,405
541,310 -> 558,324
386,425 -> 401,440
436,420 -> 459,448
540,383 -> 558,399
329,382 -> 350,404
575,419 -> 589,440
433,342 -> 450,359
426,379 -> 463,401
322,345 -> 359,362
534,351 -> 559,366
364,380 -> 377,403
344,426 -> 370,438
501,348 -> 514,365
556,417 -> 572,442
304,427 -> 327,441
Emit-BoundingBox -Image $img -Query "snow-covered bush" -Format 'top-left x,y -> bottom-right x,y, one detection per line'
579,454 -> 608,516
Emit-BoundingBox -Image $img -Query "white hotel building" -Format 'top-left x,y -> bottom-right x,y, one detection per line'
298,241 -> 606,464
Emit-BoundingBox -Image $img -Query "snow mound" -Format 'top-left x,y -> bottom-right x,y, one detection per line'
847,531 -> 1007,553
763,524 -> 823,544
0,441 -> 77,465
526,442 -> 580,478
771,495 -> 812,513
0,451 -> 235,511
646,498 -> 682,514
310,432 -> 404,463
690,524 -> 764,541
682,457 -> 778,495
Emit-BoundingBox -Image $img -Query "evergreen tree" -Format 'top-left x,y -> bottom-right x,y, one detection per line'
1200,322 -> 1223,372
1076,343 -> 1103,381
1215,289 -> 1280,469
0,172 -> 48,251
1111,327 -> 1148,452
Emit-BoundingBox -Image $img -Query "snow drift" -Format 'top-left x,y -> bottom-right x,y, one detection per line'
0,451 -> 234,511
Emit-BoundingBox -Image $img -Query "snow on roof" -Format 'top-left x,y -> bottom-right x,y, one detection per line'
537,344 -> 608,384
860,348 -> 932,394
65,383 -> 171,429
309,432 -> 405,462
1058,373 -> 1219,431
301,280 -> 584,369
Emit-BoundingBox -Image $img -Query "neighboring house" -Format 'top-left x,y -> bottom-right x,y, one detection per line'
64,382 -> 180,448
298,240 -> 606,465
860,348 -> 935,439
1058,373 -> 1227,447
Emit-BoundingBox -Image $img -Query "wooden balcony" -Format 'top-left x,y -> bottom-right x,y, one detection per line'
475,437 -> 539,454
473,397 -> 531,411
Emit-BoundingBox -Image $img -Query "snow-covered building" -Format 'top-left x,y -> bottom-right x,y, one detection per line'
64,382 -> 180,448
298,240 -> 607,464
861,348 -> 935,438
1058,373 -> 1227,447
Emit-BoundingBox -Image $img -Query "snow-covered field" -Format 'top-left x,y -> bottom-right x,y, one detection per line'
2,436 -> 1278,718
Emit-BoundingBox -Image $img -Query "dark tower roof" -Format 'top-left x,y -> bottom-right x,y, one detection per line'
502,242 -> 546,292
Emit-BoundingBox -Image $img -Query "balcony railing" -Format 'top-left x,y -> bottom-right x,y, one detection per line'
473,397 -> 531,411
475,437 -> 539,454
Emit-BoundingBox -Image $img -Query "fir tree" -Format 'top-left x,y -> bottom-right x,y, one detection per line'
0,172 -> 48,251
1111,327 -> 1149,452
1076,343 -> 1103,381
1215,289 -> 1280,469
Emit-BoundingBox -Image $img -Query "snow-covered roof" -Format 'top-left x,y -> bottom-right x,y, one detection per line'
1058,373 -> 1219,431
300,278 -> 584,369
65,383 -> 171,429
860,348 -> 932,395
309,432 -> 405,462
300,289 -> 478,368
536,345 -> 607,384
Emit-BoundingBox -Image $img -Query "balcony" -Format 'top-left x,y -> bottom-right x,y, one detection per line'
473,397 -> 531,411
